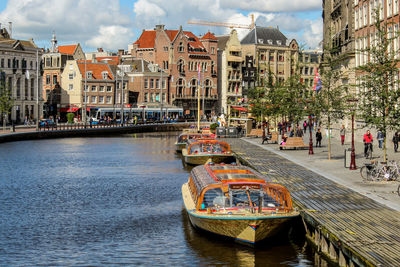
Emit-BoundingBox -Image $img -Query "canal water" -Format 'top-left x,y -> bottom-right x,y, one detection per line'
0,132 -> 316,266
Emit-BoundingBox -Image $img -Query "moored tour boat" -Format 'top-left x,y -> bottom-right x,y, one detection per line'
181,140 -> 235,165
181,163 -> 299,244
175,133 -> 215,152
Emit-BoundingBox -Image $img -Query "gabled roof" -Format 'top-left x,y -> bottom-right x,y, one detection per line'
201,32 -> 217,41
241,26 -> 288,46
76,61 -> 114,80
134,31 -> 157,49
121,59 -> 151,72
216,35 -> 230,50
133,28 -> 206,52
96,56 -> 119,65
58,44 -> 78,55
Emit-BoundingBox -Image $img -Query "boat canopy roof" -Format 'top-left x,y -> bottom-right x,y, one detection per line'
190,164 -> 268,194
187,140 -> 230,154
178,133 -> 214,143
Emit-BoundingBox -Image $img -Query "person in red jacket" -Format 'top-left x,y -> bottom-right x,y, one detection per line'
363,130 -> 373,157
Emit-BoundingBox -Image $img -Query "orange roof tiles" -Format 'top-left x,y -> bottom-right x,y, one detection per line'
201,32 -> 217,40
77,61 -> 114,80
96,56 -> 119,65
58,45 -> 77,55
134,31 -> 156,49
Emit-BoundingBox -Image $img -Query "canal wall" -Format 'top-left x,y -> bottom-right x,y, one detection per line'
0,123 -> 193,144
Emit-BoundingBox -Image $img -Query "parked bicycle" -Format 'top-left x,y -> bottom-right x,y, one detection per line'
360,160 -> 399,182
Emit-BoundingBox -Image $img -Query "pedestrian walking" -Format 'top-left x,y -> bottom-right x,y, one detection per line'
303,120 -> 307,134
316,128 -> 322,147
340,125 -> 346,145
377,130 -> 384,149
393,132 -> 399,153
296,126 -> 303,137
363,130 -> 373,157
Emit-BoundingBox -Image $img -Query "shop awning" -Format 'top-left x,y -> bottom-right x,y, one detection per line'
60,107 -> 80,112
232,106 -> 248,112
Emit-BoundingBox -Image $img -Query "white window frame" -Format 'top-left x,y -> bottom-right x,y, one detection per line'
99,96 -> 104,104
87,71 -> 93,79
69,84 -> 73,91
106,96 -> 112,104
380,0 -> 384,20
364,5 -> 368,26
395,0 -> 399,15
387,0 -> 393,17
69,73 -> 73,80
99,85 -> 105,92
91,85 -> 97,92
106,86 -> 112,92
91,95 -> 97,104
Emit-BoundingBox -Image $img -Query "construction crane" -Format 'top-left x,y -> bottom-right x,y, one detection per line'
188,14 -> 255,30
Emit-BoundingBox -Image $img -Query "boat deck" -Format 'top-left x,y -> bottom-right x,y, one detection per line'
223,138 -> 400,266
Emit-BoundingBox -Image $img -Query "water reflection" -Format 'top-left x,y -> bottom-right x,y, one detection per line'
0,132 -> 316,266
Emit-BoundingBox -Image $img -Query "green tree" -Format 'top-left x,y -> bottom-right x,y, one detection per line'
316,37 -> 350,160
0,74 -> 14,128
357,10 -> 400,162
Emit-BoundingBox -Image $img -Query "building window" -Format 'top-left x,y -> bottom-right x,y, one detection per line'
84,85 -> 89,92
91,96 -> 97,103
144,79 -> 149,89
106,86 -> 112,92
190,79 -> 197,97
211,47 -> 215,54
0,58 -> 3,68
177,59 -> 185,73
69,84 -> 73,90
69,73 -> 74,80
163,46 -> 168,52
150,79 -> 154,88
7,59 -> 11,68
178,42 -> 184,52
91,85 -> 97,92
53,75 -> 57,84
106,96 -> 112,104
99,96 -> 104,104
156,79 -> 160,89
177,78 -> 185,97
144,93 -> 148,102
269,54 -> 274,61
87,71 -> 92,79
102,71 -> 108,79
46,75 -> 50,85
99,85 -> 105,92
204,79 -> 212,97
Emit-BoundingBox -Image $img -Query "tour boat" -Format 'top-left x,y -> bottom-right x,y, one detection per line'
175,133 -> 214,152
181,163 -> 299,244
181,140 -> 235,165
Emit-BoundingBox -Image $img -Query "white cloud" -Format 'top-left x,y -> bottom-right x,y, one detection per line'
87,25 -> 134,51
0,0 -> 134,51
220,0 -> 321,12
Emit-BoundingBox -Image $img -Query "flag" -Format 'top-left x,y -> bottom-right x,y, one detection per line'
313,68 -> 322,92
25,70 -> 30,80
235,83 -> 238,95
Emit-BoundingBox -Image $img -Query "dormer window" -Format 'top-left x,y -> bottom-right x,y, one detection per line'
86,71 -> 93,79
277,40 -> 282,45
258,39 -> 264,44
267,40 -> 273,45
102,71 -> 108,79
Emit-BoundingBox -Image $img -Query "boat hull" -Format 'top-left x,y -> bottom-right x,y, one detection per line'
184,154 -> 235,165
182,183 -> 299,244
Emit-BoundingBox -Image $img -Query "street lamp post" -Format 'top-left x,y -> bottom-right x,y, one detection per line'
308,115 -> 314,155
84,56 -> 87,129
348,99 -> 358,170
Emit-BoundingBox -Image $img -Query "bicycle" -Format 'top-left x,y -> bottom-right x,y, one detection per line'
360,161 -> 378,181
360,161 -> 400,182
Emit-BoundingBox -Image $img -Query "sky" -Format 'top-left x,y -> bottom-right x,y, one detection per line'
0,0 -> 323,52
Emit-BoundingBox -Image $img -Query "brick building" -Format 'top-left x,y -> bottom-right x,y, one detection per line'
131,25 -> 218,117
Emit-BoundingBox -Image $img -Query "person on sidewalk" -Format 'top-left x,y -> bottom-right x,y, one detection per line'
340,125 -> 346,145
363,130 -> 373,157
316,128 -> 322,147
303,120 -> 307,134
377,130 -> 384,149
393,132 -> 399,153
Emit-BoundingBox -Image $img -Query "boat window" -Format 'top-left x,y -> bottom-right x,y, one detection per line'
231,189 -> 261,207
202,188 -> 227,208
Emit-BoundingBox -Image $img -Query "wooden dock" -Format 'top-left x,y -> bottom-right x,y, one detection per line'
224,138 -> 400,267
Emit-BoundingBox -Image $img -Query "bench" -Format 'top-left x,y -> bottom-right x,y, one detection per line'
279,137 -> 309,150
262,132 -> 278,144
247,128 -> 263,137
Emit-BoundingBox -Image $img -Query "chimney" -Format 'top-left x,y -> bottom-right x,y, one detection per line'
8,22 -> 12,38
155,25 -> 165,31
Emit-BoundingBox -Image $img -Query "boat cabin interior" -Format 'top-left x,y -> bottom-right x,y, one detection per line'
187,141 -> 230,155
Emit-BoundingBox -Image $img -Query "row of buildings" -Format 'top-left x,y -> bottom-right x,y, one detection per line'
0,22 -> 322,124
